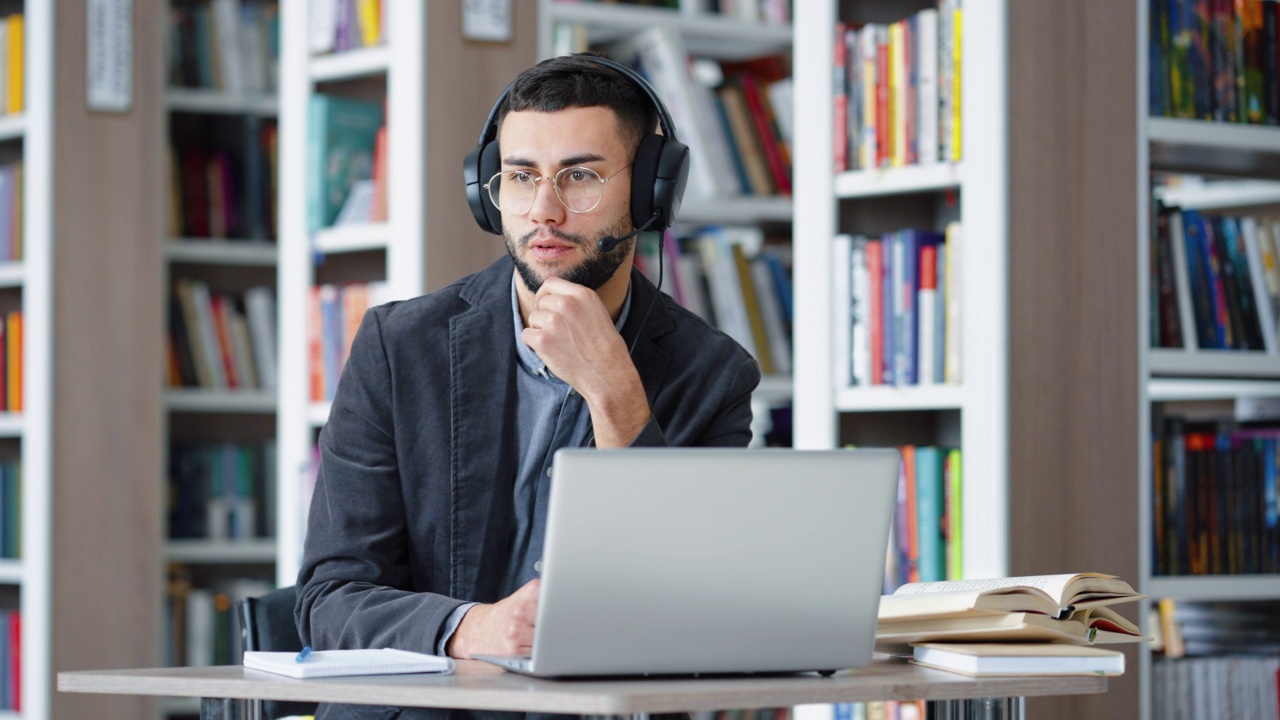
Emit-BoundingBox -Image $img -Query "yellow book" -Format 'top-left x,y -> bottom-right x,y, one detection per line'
6,310 -> 19,412
6,14 -> 21,115
951,8 -> 962,160
944,448 -> 962,579
356,0 -> 381,47
730,243 -> 774,376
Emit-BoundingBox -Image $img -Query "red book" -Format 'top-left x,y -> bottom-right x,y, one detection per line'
902,445 -> 919,583
309,287 -> 324,402
867,239 -> 884,385
372,126 -> 388,222
736,74 -> 791,194
180,148 -> 209,237
210,296 -> 239,389
8,611 -> 18,711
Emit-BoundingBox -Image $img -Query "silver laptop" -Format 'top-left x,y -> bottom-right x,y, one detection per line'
474,447 -> 900,678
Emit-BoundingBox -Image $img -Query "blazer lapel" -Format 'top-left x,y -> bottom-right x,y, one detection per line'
621,266 -> 674,408
448,261 -> 519,602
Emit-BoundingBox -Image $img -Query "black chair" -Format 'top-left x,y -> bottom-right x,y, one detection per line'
236,585 -> 319,719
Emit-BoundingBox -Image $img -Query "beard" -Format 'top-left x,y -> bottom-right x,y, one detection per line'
505,217 -> 634,294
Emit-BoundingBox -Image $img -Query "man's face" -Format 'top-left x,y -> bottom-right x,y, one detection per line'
497,107 -> 635,294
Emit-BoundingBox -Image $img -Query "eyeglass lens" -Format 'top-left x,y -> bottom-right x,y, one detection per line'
488,167 -> 604,216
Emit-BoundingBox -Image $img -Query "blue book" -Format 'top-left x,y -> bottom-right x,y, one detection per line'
881,231 -> 895,385
913,447 -> 945,582
711,93 -> 752,195
896,231 -> 917,385
319,285 -> 344,400
307,94 -> 384,232
759,250 -> 793,322
1181,211 -> 1219,348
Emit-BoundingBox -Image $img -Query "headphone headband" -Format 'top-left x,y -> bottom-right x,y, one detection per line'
475,55 -> 680,147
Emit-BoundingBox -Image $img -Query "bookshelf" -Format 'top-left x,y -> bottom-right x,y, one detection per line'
160,0 -> 284,690
792,0 -> 1009,578
1136,1 -> 1280,717
537,0 -> 796,446
796,1 -> 1142,719
273,2 -> 535,585
1137,133 -> 1280,720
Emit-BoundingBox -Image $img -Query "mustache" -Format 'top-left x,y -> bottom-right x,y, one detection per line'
518,226 -> 589,249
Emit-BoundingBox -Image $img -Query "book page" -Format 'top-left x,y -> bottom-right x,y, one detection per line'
893,574 -> 1089,603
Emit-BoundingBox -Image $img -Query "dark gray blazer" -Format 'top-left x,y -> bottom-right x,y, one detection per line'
296,256 -> 760,720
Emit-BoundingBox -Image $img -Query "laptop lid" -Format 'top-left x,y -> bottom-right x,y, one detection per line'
528,447 -> 900,677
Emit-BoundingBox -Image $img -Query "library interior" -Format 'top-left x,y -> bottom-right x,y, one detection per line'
0,0 -> 1277,719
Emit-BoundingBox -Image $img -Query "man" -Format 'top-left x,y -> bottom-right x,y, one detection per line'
296,54 -> 761,720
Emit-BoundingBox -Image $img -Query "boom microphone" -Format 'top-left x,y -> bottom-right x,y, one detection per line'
598,212 -> 660,253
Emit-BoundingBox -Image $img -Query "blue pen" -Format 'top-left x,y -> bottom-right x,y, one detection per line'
295,646 -> 313,663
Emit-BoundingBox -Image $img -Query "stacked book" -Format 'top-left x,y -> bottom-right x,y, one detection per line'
877,572 -> 1147,676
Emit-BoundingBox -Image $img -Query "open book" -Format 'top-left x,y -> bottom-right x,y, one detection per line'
877,573 -> 1147,655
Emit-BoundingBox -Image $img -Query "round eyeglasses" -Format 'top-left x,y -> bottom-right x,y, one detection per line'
484,164 -> 633,216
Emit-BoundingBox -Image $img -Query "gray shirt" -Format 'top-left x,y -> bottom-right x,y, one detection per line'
435,275 -> 632,654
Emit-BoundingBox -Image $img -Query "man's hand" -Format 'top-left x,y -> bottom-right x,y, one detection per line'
522,278 -> 650,447
447,579 -> 540,659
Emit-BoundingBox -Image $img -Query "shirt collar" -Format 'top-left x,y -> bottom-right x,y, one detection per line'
511,273 -> 633,380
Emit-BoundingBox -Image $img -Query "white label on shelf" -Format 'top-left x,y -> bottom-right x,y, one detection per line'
86,0 -> 133,113
462,0 -> 513,43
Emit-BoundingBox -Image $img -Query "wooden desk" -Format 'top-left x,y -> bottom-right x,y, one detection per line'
59,658 -> 1107,720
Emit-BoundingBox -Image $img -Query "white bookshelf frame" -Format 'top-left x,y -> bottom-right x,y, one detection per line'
541,1 -> 792,60
164,240 -> 278,266
792,1 -> 1009,581
0,262 -> 21,289
24,2 -> 54,718
277,1 -> 427,586
0,115 -> 24,142
0,414 -> 22,439
163,539 -> 278,564
163,389 -> 277,414
834,162 -> 963,199
311,223 -> 388,255
165,89 -> 279,116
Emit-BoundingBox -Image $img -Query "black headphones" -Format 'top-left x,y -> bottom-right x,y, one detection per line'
463,55 -> 690,238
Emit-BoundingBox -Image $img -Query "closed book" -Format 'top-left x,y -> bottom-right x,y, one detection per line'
910,643 -> 1125,677
832,234 -> 852,387
4,311 -> 17,412
5,15 -> 20,115
307,94 -> 383,232
244,648 -> 455,679
913,447 -> 944,582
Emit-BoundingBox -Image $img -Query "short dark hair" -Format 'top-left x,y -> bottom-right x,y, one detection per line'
496,53 -> 659,158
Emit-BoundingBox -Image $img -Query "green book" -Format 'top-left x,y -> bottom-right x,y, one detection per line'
307,94 -> 384,233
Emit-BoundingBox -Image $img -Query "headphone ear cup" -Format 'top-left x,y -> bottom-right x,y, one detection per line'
630,134 -> 664,229
478,140 -> 504,234
464,139 -> 504,235
652,138 -> 689,230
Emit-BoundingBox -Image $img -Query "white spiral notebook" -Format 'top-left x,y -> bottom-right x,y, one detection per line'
243,648 -> 456,679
